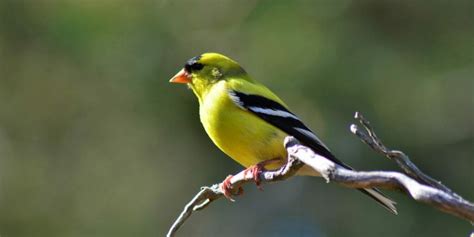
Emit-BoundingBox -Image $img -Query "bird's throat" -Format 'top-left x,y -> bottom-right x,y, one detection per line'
189,79 -> 216,105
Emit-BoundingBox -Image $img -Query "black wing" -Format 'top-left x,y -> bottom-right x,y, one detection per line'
228,90 -> 352,170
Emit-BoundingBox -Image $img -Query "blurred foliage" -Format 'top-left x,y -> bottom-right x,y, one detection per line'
0,0 -> 473,236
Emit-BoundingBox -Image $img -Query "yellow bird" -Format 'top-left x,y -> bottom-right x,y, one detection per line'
170,53 -> 397,214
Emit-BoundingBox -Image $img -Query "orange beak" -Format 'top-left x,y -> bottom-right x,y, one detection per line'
169,69 -> 191,84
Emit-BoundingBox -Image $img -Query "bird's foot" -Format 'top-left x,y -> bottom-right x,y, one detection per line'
220,175 -> 243,201
243,158 -> 281,190
221,158 -> 281,200
243,163 -> 265,190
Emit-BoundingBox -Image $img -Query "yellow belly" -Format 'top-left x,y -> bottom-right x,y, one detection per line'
199,82 -> 287,169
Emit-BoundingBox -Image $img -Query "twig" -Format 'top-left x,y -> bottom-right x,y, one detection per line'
167,113 -> 474,236
166,149 -> 304,237
350,112 -> 456,195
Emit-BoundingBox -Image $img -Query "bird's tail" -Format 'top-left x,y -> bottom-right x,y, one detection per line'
359,188 -> 397,215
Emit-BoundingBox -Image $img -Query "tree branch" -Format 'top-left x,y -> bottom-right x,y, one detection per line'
287,137 -> 474,222
166,112 -> 474,237
350,112 -> 457,196
166,148 -> 304,237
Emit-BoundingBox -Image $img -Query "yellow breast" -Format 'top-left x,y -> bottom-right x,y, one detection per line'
199,81 -> 287,168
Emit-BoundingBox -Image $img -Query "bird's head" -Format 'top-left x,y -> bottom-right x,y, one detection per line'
170,53 -> 248,99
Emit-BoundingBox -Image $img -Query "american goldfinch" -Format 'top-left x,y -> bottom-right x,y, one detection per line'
170,53 -> 397,214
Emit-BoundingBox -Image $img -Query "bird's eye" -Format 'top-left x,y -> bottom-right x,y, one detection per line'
185,62 -> 204,72
184,55 -> 204,72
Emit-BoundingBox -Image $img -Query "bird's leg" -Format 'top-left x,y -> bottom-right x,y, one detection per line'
244,158 -> 282,190
220,175 -> 244,200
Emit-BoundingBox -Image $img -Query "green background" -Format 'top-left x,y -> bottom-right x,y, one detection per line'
0,1 -> 473,236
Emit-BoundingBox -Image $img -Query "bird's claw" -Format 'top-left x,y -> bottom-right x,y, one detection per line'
244,163 -> 265,190
220,175 -> 243,201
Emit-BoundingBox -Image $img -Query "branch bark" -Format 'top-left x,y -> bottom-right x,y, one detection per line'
166,112 -> 474,237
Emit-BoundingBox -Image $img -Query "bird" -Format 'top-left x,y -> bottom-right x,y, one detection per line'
169,52 -> 397,214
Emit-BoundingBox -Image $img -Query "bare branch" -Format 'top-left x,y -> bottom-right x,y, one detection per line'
286,138 -> 474,222
350,112 -> 463,198
167,113 -> 474,237
166,153 -> 304,237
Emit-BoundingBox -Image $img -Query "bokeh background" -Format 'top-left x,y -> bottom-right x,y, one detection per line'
0,0 -> 473,236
